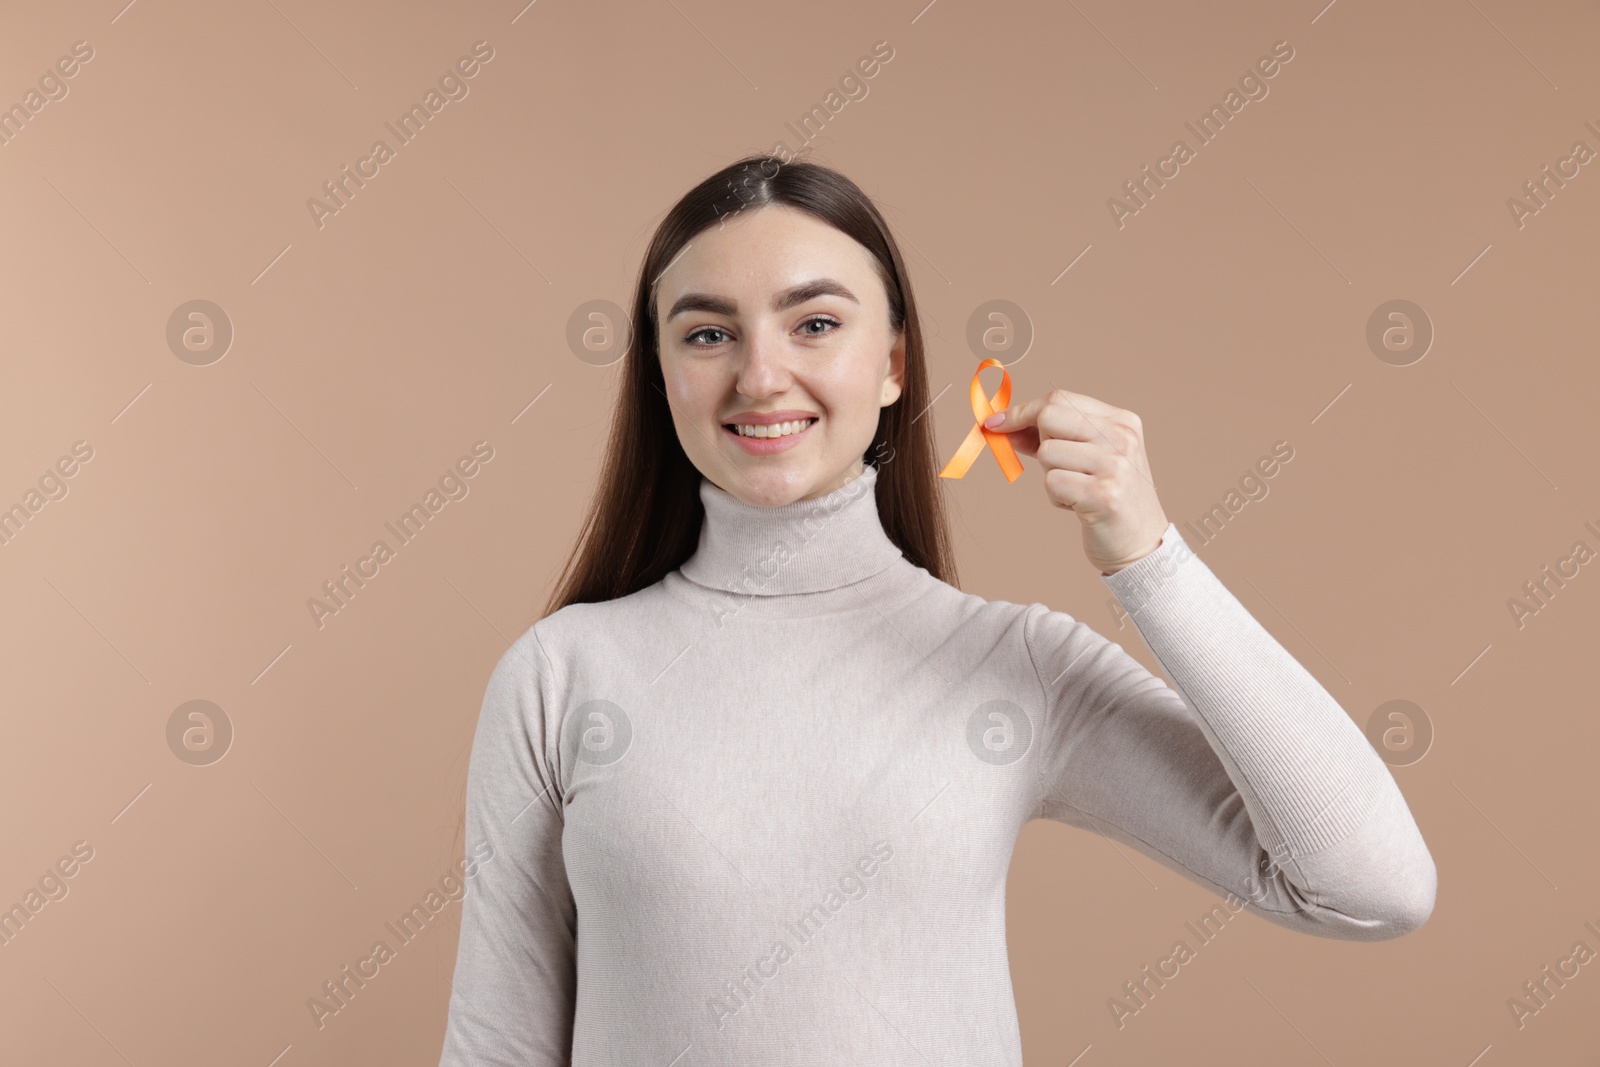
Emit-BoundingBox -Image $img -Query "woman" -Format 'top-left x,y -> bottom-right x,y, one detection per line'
437,156 -> 1436,1065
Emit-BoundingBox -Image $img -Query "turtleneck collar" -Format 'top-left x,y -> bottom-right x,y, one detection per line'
678,462 -> 906,596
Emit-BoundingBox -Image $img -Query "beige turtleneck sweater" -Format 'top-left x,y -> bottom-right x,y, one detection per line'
437,461 -> 1435,1065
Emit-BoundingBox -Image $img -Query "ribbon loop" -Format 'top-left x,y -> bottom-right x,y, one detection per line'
939,358 -> 1024,482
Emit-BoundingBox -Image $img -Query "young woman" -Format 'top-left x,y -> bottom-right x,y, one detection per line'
437,156 -> 1436,1065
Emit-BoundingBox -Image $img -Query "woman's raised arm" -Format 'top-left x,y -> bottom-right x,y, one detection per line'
1025,523 -> 1437,940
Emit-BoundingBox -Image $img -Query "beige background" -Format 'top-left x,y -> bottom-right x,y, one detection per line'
3,0 -> 1597,1062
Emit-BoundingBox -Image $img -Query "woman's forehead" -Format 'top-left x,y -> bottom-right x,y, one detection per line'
658,213 -> 883,312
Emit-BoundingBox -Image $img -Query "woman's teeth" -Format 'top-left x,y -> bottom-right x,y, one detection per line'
729,418 -> 816,438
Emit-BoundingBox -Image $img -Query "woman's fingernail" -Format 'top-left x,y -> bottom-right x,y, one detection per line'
985,412 -> 1005,428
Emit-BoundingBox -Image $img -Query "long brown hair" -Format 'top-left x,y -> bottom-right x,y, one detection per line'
543,153 -> 959,617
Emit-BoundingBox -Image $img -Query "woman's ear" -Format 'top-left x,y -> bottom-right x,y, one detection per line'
881,328 -> 907,406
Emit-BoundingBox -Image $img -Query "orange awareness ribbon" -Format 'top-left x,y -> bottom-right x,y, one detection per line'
939,357 -> 1024,482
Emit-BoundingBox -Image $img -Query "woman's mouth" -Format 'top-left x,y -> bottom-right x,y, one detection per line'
723,417 -> 817,454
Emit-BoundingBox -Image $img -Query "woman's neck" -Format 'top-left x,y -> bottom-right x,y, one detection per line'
678,461 -> 903,596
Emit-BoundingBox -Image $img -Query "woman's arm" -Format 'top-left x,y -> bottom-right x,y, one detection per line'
438,628 -> 577,1065
1026,522 -> 1437,939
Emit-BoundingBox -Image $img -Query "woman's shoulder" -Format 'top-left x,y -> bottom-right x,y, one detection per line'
493,581 -> 678,677
500,564 -> 1080,673
883,559 -> 1074,645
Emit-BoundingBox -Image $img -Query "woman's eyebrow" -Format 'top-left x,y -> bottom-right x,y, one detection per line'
665,279 -> 859,322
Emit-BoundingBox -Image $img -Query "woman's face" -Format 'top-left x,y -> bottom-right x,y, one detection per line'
655,203 -> 905,507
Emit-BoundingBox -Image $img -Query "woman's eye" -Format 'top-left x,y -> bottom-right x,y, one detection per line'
800,316 -> 841,336
685,317 -> 839,347
686,327 -> 730,347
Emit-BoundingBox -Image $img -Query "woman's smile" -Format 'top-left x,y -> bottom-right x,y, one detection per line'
722,415 -> 818,455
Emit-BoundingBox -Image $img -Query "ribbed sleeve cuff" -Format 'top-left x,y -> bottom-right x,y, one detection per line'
1099,523 -> 1200,616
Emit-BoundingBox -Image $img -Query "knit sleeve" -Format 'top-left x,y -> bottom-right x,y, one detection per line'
438,627 -> 576,1065
1025,522 -> 1436,941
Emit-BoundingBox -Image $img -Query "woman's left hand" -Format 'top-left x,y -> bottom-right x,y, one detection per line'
984,388 -> 1170,576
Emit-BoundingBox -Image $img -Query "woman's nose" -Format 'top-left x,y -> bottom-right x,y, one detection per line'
735,328 -> 790,394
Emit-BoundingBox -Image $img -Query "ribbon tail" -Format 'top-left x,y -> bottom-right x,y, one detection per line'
939,423 -> 988,479
982,427 -> 1025,483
